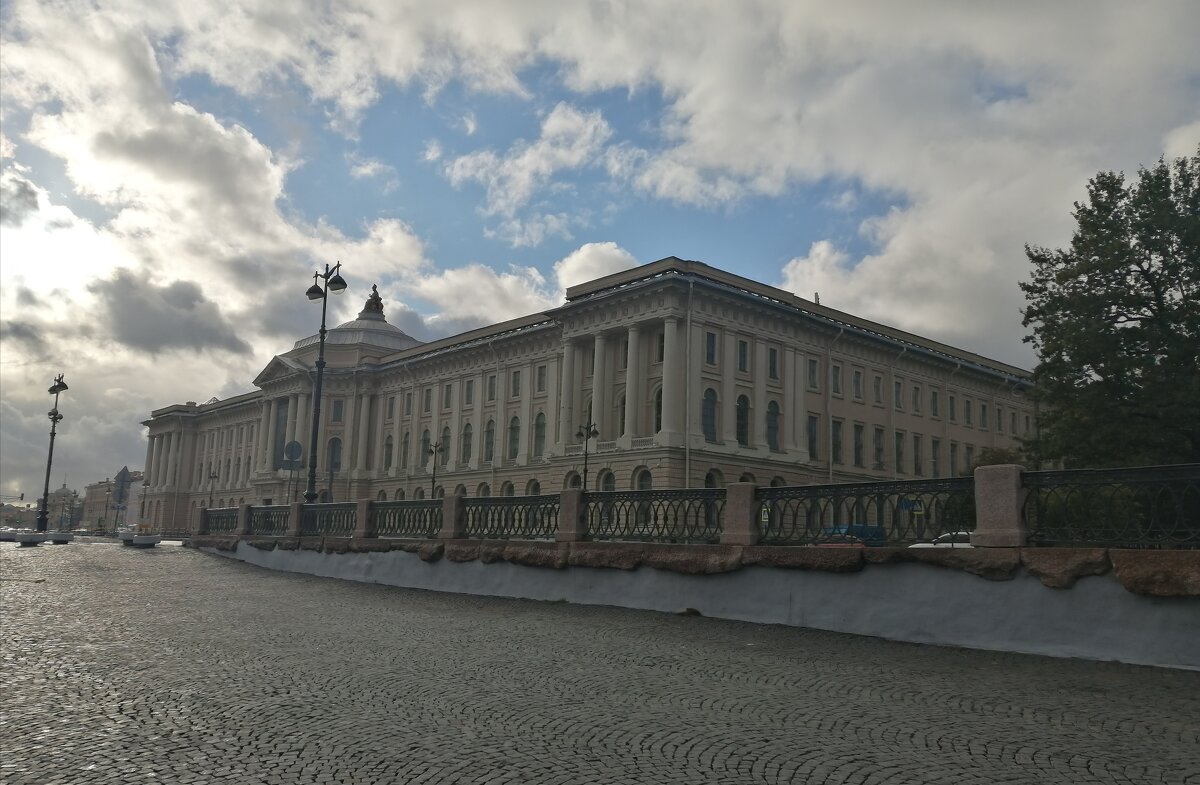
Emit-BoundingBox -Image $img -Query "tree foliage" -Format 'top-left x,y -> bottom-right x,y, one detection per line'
1021,149 -> 1200,468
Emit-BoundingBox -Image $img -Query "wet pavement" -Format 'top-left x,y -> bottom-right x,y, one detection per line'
2,540 -> 1198,784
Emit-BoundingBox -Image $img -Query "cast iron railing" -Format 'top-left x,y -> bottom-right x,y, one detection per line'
1023,464 -> 1200,549
584,489 -> 725,543
464,495 -> 559,539
756,478 -> 976,545
372,500 -> 442,538
300,502 -> 356,536
248,505 -> 290,536
202,507 -> 238,534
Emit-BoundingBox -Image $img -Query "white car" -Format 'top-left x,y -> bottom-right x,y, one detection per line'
908,531 -> 974,548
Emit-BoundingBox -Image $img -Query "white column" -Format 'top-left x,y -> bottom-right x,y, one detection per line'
753,341 -> 768,450
284,394 -> 299,448
722,332 -> 738,444
661,317 -> 681,437
164,433 -> 177,489
448,380 -> 462,467
545,356 -> 560,453
143,436 -> 154,484
355,393 -> 372,473
265,398 -> 280,472
517,365 -> 532,463
557,341 -> 575,453
623,325 -> 641,442
470,373 -> 485,469
295,392 -> 310,468
591,333 -> 608,438
257,402 -> 271,472
390,391 -> 404,478
150,435 -> 164,488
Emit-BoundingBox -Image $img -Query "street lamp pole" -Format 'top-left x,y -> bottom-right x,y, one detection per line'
102,483 -> 111,532
35,374 -> 68,532
207,472 -> 218,509
303,262 -> 348,504
427,442 -> 443,498
575,418 -> 599,492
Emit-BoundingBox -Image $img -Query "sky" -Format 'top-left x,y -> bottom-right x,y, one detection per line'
1,1 -> 1197,501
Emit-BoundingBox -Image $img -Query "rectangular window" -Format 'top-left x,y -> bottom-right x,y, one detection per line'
931,438 -> 941,476
950,442 -> 959,475
873,427 -> 885,469
832,419 -> 843,464
1011,411 -> 1018,434
949,395 -> 957,422
980,403 -> 988,430
996,406 -> 1004,433
768,348 -> 779,380
911,385 -> 921,413
965,400 -> 973,426
852,370 -> 863,400
873,375 -> 883,404
913,434 -> 923,476
464,380 -> 474,406
386,396 -> 395,420
831,364 -> 842,395
930,390 -> 940,418
487,375 -> 497,401
807,358 -> 820,390
510,370 -> 521,398
853,423 -> 865,468
443,384 -> 452,410
965,444 -> 975,470
536,365 -> 547,393
895,431 -> 906,474
331,398 -> 345,424
738,340 -> 749,372
894,380 -> 903,410
705,332 -> 717,365
807,415 -> 819,460
404,392 -> 413,416
1025,415 -> 1031,434
422,388 -> 432,413
656,332 -> 665,363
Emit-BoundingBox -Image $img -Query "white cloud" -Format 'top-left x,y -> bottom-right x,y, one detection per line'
347,153 -> 394,180
445,102 -> 612,219
460,111 -> 478,135
423,139 -> 444,162
1164,122 -> 1200,159
553,242 -> 638,290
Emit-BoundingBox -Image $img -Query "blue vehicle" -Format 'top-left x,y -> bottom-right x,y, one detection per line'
820,523 -> 887,546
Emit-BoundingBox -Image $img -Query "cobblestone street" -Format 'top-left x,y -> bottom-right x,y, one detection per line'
1,541 -> 1198,784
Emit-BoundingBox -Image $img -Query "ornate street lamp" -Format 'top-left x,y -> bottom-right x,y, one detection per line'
102,483 -> 111,532
303,262 -> 348,504
35,374 -> 68,532
207,471 -> 218,509
575,418 -> 599,492
427,441 -> 444,498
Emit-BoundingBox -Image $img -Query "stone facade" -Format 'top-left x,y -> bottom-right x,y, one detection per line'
142,257 -> 1033,533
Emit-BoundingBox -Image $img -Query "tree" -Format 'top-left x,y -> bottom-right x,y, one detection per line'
1020,148 -> 1199,468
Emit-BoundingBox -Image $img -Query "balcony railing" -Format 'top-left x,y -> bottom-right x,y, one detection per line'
1023,464 -> 1200,549
372,500 -> 442,538
464,494 -> 559,540
300,502 -> 356,536
584,489 -> 724,543
756,478 -> 976,546
248,505 -> 290,536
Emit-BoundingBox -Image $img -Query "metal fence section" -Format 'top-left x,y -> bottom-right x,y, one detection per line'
202,507 -> 238,534
464,495 -> 559,540
372,500 -> 442,538
756,478 -> 976,545
1023,464 -> 1200,549
584,489 -> 725,543
248,505 -> 290,536
299,502 -> 356,536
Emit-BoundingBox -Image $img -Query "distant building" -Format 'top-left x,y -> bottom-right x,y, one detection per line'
81,468 -> 145,530
141,257 -> 1033,533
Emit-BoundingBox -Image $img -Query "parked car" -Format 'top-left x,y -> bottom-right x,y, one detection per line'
820,523 -> 887,547
908,531 -> 974,548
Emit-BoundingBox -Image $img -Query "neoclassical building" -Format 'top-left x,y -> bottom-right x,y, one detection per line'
141,257 -> 1033,532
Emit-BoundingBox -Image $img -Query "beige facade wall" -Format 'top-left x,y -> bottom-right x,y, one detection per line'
142,259 -> 1033,533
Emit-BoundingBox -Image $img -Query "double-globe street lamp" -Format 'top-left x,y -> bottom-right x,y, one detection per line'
303,262 -> 347,504
427,441 -> 444,498
35,374 -> 68,532
575,418 -> 599,492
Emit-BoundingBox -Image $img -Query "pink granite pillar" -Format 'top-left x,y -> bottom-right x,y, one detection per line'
720,483 -> 759,546
971,464 -> 1027,547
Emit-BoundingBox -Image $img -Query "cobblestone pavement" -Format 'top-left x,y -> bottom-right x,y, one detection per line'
2,542 -> 1198,785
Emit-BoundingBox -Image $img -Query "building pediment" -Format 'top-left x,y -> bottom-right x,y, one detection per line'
253,355 -> 308,387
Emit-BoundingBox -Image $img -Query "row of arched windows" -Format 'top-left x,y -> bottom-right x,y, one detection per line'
702,390 -> 782,451
373,414 -> 551,471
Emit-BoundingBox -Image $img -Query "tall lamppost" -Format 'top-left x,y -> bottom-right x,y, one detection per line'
102,483 -> 112,532
303,262 -> 348,504
140,481 -> 149,531
427,441 -> 444,498
207,471 -> 218,509
35,374 -> 68,532
575,418 -> 599,492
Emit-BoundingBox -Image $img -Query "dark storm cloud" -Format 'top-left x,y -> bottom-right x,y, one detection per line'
0,176 -> 38,227
0,321 -> 47,351
87,269 -> 252,355
16,288 -> 42,306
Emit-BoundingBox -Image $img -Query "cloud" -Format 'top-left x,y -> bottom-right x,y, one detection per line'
347,153 -> 394,180
553,242 -> 639,290
0,174 -> 38,227
444,101 -> 612,221
87,269 -> 253,355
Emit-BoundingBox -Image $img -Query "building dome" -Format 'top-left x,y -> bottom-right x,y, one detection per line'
293,284 -> 422,352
